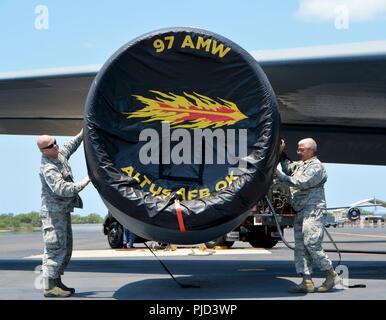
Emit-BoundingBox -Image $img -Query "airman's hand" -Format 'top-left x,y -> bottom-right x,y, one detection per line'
279,139 -> 286,153
80,176 -> 91,188
275,169 -> 286,181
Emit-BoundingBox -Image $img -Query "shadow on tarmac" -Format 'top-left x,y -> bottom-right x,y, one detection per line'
112,276 -> 303,300
0,258 -> 383,299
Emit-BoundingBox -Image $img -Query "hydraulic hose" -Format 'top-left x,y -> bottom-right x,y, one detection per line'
265,197 -> 372,288
265,196 -> 386,260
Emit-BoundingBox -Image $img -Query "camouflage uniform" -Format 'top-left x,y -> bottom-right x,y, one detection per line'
39,134 -> 85,280
278,156 -> 333,276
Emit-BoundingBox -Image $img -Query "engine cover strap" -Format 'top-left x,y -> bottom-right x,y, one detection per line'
175,199 -> 186,233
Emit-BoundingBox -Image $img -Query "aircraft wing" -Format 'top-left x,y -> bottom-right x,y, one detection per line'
327,204 -> 383,211
0,65 -> 98,136
1,41 -> 386,165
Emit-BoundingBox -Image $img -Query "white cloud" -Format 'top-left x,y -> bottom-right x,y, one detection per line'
295,0 -> 386,22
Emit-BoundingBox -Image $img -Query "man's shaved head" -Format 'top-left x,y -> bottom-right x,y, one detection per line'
298,138 -> 317,152
297,138 -> 317,161
37,135 -> 53,149
37,135 -> 59,158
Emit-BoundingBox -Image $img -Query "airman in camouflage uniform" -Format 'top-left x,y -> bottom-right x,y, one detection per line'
276,138 -> 341,293
37,130 -> 90,297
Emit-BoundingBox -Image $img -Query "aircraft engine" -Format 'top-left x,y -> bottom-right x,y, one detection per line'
84,27 -> 280,244
347,207 -> 361,221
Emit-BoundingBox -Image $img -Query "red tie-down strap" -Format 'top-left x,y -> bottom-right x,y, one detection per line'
174,199 -> 186,233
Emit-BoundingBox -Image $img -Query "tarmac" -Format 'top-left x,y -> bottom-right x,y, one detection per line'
0,224 -> 385,300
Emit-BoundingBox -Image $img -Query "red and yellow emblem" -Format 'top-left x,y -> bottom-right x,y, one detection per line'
124,91 -> 247,129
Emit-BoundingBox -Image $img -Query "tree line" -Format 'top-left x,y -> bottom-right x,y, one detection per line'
0,212 -> 104,231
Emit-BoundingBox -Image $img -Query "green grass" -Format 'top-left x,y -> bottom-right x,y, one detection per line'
0,212 -> 103,232
71,213 -> 104,224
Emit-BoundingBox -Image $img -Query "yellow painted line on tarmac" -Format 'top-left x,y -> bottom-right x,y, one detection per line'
328,232 -> 386,239
24,248 -> 271,259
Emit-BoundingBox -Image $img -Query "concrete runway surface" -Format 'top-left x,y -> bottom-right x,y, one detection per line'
0,224 -> 385,300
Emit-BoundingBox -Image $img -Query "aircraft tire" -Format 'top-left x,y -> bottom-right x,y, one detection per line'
107,222 -> 123,249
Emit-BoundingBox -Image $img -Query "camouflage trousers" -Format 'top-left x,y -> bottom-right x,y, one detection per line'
294,207 -> 333,276
40,210 -> 73,280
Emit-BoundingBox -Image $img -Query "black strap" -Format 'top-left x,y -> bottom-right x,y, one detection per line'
323,226 -> 367,288
280,151 -> 293,163
267,196 -> 367,289
323,226 -> 342,267
144,242 -> 200,288
347,284 -> 367,288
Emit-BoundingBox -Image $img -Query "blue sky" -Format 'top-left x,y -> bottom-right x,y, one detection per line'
1,0 -> 386,215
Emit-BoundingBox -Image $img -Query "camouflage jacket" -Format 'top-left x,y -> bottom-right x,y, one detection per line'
39,134 -> 85,213
279,156 -> 327,212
